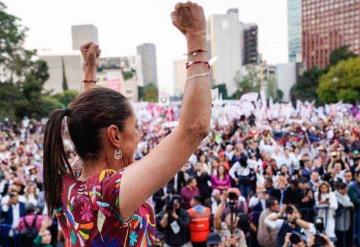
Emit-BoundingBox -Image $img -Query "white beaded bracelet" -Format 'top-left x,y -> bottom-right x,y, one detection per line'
186,72 -> 211,81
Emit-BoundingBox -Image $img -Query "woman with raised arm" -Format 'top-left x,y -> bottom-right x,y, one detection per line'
43,2 -> 211,246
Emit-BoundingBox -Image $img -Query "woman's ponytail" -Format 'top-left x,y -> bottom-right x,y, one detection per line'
43,109 -> 73,214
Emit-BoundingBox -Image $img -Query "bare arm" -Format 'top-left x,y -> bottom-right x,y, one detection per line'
120,2 -> 211,220
80,43 -> 100,92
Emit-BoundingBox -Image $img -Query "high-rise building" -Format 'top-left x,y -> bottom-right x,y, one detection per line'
39,51 -> 83,93
287,0 -> 302,63
173,58 -> 187,97
302,0 -> 360,69
243,24 -> 259,65
71,24 -> 99,50
136,43 -> 158,86
207,9 -> 245,95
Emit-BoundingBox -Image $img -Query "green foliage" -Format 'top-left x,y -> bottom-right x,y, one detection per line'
143,83 -> 158,102
290,67 -> 325,105
122,71 -> 134,81
212,83 -> 228,99
276,89 -> 284,102
0,2 -> 64,121
61,57 -> 69,91
329,45 -> 357,67
234,67 -> 261,97
137,86 -> 144,101
0,82 -> 22,120
318,57 -> 360,103
54,90 -> 78,107
266,78 -> 277,101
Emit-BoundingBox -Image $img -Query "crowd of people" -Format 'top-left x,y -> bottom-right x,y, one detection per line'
1,100 -> 360,247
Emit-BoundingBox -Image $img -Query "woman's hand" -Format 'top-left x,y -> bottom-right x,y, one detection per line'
80,42 -> 100,91
171,2 -> 206,37
80,42 -> 100,67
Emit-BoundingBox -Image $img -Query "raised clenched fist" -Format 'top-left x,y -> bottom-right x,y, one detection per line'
80,42 -> 101,67
171,2 -> 206,37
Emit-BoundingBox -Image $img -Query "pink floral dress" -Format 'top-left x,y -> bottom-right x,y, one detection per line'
55,169 -> 156,247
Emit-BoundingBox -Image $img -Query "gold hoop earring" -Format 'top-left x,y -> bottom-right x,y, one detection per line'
114,149 -> 123,160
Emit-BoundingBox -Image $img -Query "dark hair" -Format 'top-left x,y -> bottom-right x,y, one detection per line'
193,195 -> 203,205
43,88 -> 132,213
266,197 -> 278,209
186,176 -> 196,185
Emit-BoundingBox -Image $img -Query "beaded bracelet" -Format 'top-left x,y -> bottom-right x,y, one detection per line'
83,80 -> 97,83
186,61 -> 210,70
186,49 -> 208,56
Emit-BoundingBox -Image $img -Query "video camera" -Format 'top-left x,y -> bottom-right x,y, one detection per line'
312,217 -> 327,247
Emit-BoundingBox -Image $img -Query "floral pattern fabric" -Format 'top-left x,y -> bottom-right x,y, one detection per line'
56,169 -> 156,247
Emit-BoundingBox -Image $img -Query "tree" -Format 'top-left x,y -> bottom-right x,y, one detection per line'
290,67 -> 325,105
318,57 -> 360,103
266,78 -> 277,101
329,45 -> 357,67
61,57 -> 69,91
143,83 -> 158,102
234,67 -> 261,97
212,83 -> 228,99
0,2 -> 55,120
55,90 -> 78,107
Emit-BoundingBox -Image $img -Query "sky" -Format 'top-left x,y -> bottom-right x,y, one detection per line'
3,0 -> 289,94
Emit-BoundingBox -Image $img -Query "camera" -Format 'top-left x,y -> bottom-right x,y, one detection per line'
312,217 -> 327,247
290,231 -> 306,245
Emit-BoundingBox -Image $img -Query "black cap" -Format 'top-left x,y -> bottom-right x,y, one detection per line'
207,232 -> 221,245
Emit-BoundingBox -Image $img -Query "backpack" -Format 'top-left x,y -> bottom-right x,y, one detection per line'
20,215 -> 38,246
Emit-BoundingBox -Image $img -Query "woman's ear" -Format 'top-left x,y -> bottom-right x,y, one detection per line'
106,125 -> 122,149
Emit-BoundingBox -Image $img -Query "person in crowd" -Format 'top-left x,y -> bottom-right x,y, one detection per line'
249,185 -> 268,227
265,205 -> 316,247
17,203 -> 44,246
195,162 -> 213,200
334,182 -> 353,247
214,193 -> 247,247
207,232 -> 222,247
24,181 -> 39,207
309,170 -> 321,192
211,164 -> 231,193
0,190 -> 26,246
314,181 -> 338,240
188,196 -> 211,247
160,195 -> 190,247
181,177 -> 201,209
229,154 -> 254,200
33,216 -> 53,247
297,177 -> 315,222
348,170 -> 360,246
257,197 -> 279,247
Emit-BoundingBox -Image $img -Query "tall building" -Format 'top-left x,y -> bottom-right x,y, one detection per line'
302,0 -> 360,69
243,24 -> 259,65
207,9 -> 245,95
276,63 -> 297,101
71,24 -> 99,50
136,43 -> 158,86
287,0 -> 302,63
39,51 -> 83,93
173,58 -> 187,97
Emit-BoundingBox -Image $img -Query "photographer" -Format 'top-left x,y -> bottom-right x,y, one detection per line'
160,195 -> 190,247
214,191 -> 247,247
264,205 -> 316,247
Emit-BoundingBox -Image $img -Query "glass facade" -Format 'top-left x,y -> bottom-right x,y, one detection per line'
288,0 -> 302,63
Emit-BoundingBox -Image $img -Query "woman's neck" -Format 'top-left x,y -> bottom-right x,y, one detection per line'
78,158 -> 123,181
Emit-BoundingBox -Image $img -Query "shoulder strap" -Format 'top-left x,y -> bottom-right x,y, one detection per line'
31,215 -> 38,228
